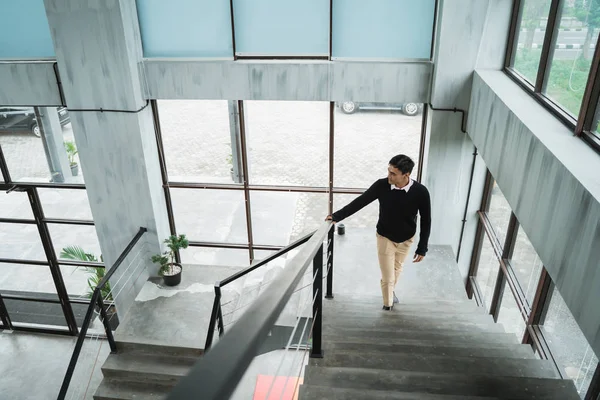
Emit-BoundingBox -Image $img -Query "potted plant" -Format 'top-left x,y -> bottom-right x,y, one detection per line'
152,234 -> 188,286
64,141 -> 79,176
61,246 -> 119,330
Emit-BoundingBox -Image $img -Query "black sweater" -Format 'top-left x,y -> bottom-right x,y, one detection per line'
332,178 -> 431,255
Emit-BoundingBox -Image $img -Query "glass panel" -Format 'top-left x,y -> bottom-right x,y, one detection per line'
60,265 -> 103,299
38,188 -> 93,220
542,288 -> 599,398
511,0 -> 552,83
474,234 -> 500,312
245,101 -> 329,187
171,188 -> 248,244
180,247 -> 250,267
0,0 -> 55,59
0,191 -> 33,220
334,102 -> 423,189
511,225 -> 544,305
487,181 -> 512,247
332,0 -> 435,59
332,193 -> 379,229
0,107 -> 79,183
251,192 -> 328,246
497,282 -> 527,341
49,224 -> 102,262
0,262 -> 55,293
232,0 -> 329,56
4,298 -> 67,327
0,223 -> 46,261
157,100 -> 234,184
135,0 -> 233,58
543,0 -> 598,116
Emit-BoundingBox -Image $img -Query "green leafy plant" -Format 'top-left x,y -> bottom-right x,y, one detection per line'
151,234 -> 189,276
64,141 -> 78,167
60,245 -> 111,300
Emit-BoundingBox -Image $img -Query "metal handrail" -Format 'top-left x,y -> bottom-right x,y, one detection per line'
169,222 -> 333,400
57,227 -> 147,400
204,230 -> 316,350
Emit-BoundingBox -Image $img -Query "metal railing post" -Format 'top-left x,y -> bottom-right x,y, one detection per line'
310,244 -> 324,358
204,296 -> 220,351
97,296 -> 117,353
216,286 -> 225,337
325,227 -> 334,299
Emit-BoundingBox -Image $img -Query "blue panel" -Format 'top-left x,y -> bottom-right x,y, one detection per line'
136,0 -> 233,58
332,0 -> 435,59
233,0 -> 329,56
0,0 -> 55,59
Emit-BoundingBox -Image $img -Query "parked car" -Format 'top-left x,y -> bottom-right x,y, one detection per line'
0,107 -> 70,137
337,102 -> 423,116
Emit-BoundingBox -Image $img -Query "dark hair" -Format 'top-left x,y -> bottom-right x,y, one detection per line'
389,154 -> 415,174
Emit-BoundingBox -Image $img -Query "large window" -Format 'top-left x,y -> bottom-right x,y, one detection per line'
155,100 -> 425,265
511,0 -> 553,83
543,288 -> 599,397
0,106 -> 101,334
506,0 -> 600,151
468,169 -> 600,398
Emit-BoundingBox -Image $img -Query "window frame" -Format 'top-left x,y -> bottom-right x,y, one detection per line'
504,0 -> 600,153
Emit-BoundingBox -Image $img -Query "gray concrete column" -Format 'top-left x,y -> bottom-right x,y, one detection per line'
36,106 -> 71,183
422,0 -> 512,278
43,0 -> 169,314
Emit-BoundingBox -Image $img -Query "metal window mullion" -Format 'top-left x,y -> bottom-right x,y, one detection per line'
466,171 -> 495,296
577,32 -> 600,134
27,187 -> 78,335
151,100 -> 180,263
535,0 -> 562,92
328,102 -> 334,215
238,101 -> 254,262
0,144 -> 11,183
504,0 -> 523,69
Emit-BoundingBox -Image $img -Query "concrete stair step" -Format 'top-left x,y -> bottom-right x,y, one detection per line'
304,367 -> 580,399
323,314 -> 504,333
324,341 -> 535,359
116,340 -> 203,358
101,353 -> 195,385
94,379 -> 171,400
323,304 -> 486,317
299,385 -> 500,400
321,333 -> 526,350
329,293 -> 478,307
322,329 -> 518,345
310,350 -> 558,379
324,300 -> 482,314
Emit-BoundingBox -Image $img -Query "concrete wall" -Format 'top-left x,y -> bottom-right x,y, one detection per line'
143,60 -> 431,102
469,69 -> 600,359
423,0 -> 511,280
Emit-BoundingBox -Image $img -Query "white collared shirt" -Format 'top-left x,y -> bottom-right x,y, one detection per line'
391,179 -> 414,192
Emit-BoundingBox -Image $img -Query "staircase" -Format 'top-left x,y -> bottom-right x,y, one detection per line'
93,341 -> 202,400
300,294 -> 580,399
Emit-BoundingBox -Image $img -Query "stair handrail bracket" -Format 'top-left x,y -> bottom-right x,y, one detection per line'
169,222 -> 334,400
56,227 -> 148,400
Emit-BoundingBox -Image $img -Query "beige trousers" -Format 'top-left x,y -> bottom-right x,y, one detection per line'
376,233 -> 414,307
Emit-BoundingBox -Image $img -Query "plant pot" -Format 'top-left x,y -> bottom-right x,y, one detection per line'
94,302 -> 119,331
163,263 -> 183,286
70,163 -> 79,176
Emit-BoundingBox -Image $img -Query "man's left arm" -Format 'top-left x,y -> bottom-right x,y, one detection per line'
414,187 -> 432,262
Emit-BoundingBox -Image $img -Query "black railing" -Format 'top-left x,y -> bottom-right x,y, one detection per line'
204,226 -> 334,350
169,222 -> 334,400
57,227 -> 147,400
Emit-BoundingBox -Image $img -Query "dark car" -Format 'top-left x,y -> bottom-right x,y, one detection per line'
338,101 -> 423,116
0,107 -> 71,137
